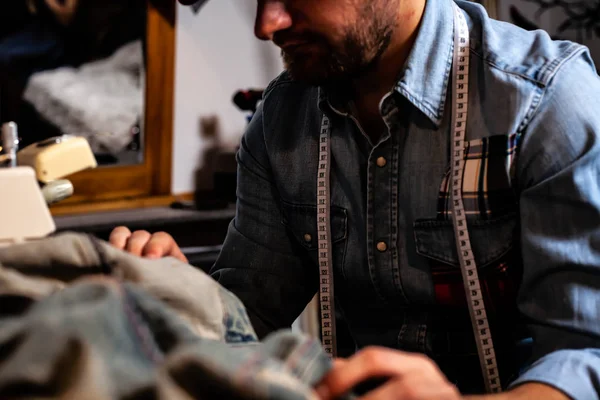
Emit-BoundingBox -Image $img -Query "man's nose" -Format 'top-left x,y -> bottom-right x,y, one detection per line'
255,1 -> 292,41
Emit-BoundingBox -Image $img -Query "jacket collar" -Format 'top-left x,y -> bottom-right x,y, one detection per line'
318,0 -> 455,127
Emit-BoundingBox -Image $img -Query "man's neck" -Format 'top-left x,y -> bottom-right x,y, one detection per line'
350,1 -> 425,138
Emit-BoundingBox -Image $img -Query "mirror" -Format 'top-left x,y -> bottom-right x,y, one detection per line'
1,0 -> 176,214
1,0 -> 147,167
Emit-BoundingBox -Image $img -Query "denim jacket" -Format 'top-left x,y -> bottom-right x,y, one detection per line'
0,233 -> 339,400
211,0 -> 600,397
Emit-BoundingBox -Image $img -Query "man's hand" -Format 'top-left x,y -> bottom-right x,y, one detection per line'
45,0 -> 79,26
316,347 -> 461,400
315,347 -> 570,400
109,226 -> 188,263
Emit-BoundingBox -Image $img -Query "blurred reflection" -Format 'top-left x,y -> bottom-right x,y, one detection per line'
0,0 -> 147,166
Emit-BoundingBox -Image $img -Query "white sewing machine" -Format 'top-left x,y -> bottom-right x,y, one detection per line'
0,122 -> 97,246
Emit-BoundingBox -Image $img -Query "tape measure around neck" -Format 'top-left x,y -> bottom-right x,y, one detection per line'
449,4 -> 501,393
315,3 -> 500,392
317,114 -> 337,357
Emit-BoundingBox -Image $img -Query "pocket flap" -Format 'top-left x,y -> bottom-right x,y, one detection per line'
281,201 -> 347,250
413,213 -> 517,268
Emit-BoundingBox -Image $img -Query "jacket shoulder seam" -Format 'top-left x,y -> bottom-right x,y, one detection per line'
469,42 -> 586,87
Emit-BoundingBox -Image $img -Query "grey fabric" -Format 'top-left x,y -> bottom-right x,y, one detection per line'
0,232 -> 254,342
0,233 -> 340,399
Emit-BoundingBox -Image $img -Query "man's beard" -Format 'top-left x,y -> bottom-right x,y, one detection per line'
281,9 -> 395,86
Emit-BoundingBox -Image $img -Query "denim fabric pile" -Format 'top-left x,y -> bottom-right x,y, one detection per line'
0,233 -> 346,400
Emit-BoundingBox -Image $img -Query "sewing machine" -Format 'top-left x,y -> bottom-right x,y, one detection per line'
0,122 -> 97,245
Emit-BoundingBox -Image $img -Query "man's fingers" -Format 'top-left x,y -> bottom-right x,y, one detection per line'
170,246 -> 189,263
110,228 -> 187,262
109,226 -> 132,250
360,378 -> 412,400
45,0 -> 78,12
359,375 -> 459,400
142,232 -> 188,263
142,232 -> 171,258
332,358 -> 348,368
317,347 -> 437,400
125,230 -> 152,257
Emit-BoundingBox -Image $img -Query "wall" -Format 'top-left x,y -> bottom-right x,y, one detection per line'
172,0 -> 283,194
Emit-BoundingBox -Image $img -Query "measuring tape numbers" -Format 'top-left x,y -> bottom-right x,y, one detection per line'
317,114 -> 337,357
449,4 -> 501,393
314,3 -> 500,392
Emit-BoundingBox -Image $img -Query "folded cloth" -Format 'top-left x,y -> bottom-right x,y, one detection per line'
0,233 -> 344,399
0,232 -> 256,343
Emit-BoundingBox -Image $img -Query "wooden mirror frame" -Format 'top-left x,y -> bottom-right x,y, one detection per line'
51,0 -> 178,216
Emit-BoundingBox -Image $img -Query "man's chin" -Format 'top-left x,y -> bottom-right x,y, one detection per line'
283,50 -> 338,85
283,59 -> 332,86
285,68 -> 330,87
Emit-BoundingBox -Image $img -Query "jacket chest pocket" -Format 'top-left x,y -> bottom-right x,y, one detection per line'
280,201 -> 348,270
413,213 -> 522,314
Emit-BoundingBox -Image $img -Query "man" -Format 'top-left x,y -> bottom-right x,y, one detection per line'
110,0 -> 600,398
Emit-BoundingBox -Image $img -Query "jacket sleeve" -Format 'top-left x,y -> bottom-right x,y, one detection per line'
509,51 -> 600,399
210,100 -> 318,339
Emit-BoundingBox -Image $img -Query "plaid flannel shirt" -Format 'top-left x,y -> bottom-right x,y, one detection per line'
438,133 -> 520,221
